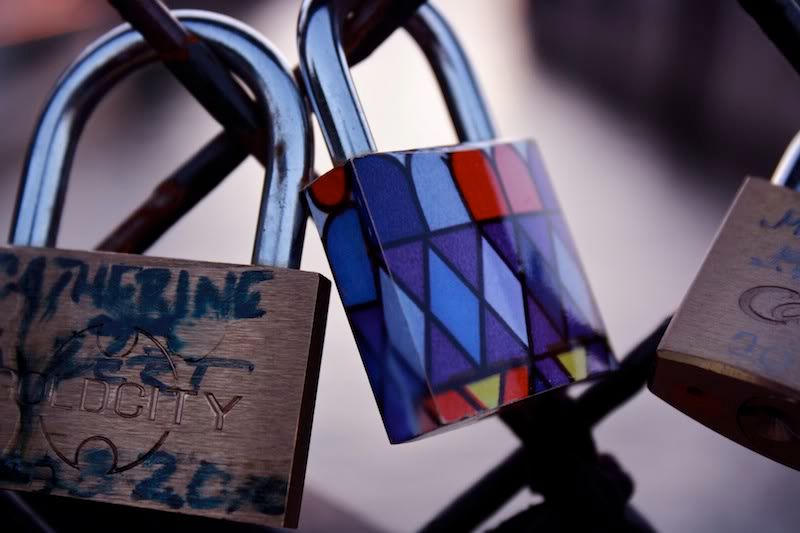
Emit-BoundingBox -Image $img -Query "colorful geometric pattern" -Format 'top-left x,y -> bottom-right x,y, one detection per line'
306,140 -> 617,443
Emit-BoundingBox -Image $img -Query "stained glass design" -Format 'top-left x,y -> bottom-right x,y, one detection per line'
306,140 -> 617,443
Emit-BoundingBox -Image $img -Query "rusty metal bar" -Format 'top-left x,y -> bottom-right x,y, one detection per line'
98,0 -> 427,255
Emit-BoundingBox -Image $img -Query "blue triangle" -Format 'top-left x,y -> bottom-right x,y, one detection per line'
430,227 -> 479,289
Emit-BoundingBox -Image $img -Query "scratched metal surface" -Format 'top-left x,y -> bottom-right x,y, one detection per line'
0,246 -> 329,528
661,178 -> 800,391
2,1 -> 800,531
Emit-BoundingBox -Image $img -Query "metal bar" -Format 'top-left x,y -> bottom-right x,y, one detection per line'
738,0 -> 800,77
108,0 -> 269,165
97,131 -> 247,253
419,448 -> 528,533
0,491 -> 57,533
98,1 -> 429,255
343,0 -> 428,65
419,319 -> 670,532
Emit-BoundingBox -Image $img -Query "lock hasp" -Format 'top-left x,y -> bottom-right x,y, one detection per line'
0,246 -> 329,528
655,177 -> 800,470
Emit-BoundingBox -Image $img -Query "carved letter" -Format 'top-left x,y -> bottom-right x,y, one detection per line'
47,378 -> 72,410
148,386 -> 160,421
80,378 -> 110,413
114,382 -> 145,418
166,387 -> 197,424
204,393 -> 243,431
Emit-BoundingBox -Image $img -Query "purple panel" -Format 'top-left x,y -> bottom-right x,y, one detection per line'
526,142 -> 559,211
353,155 -> 426,243
350,305 -> 387,356
430,323 -> 475,386
528,296 -> 563,355
384,241 -> 426,302
483,221 -> 519,268
430,227 -> 479,289
566,307 -> 597,340
586,341 -> 616,373
485,307 -> 527,366
533,375 -> 549,393
549,215 -> 579,262
520,233 -> 565,333
517,214 -> 555,268
350,305 -> 388,401
535,357 -> 571,387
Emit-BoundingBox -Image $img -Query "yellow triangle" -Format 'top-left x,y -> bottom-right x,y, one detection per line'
467,374 -> 501,409
558,347 -> 588,380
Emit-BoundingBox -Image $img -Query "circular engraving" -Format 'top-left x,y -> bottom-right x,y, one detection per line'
38,324 -> 181,475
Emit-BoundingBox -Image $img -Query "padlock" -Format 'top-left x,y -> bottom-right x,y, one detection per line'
0,11 -> 329,529
654,133 -> 800,470
298,1 -> 617,443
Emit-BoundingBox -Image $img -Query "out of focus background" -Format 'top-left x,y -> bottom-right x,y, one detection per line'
2,0 -> 800,531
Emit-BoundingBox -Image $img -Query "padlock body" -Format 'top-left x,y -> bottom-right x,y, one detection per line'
655,178 -> 800,469
306,140 -> 616,442
0,246 -> 329,528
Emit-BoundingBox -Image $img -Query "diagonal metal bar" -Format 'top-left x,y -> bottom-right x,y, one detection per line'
108,0 -> 270,164
96,131 -> 246,253
98,0 -> 427,255
420,319 -> 670,532
738,0 -> 800,77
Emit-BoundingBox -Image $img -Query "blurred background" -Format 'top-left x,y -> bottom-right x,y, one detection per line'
1,0 -> 800,531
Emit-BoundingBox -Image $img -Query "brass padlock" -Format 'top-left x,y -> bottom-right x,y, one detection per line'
0,11 -> 329,529
653,133 -> 800,470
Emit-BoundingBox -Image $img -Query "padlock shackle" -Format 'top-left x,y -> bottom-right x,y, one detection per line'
297,1 -> 496,166
771,130 -> 800,190
11,10 -> 310,269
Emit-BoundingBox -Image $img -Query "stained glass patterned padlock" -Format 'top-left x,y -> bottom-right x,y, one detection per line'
654,133 -> 800,470
298,1 -> 617,443
1,12 -> 329,528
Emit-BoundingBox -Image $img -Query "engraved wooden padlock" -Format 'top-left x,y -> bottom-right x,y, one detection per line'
654,133 -> 800,470
298,1 -> 617,443
0,11 -> 329,528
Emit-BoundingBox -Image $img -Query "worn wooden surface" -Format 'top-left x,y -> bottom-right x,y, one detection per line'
654,178 -> 800,469
0,245 -> 330,528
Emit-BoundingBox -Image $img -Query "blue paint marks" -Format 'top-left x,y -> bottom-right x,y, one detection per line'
42,270 -> 73,322
761,208 -> 800,236
0,252 -> 19,299
107,265 -> 142,316
238,476 -> 288,516
132,451 -> 184,509
194,273 -> 236,319
186,357 -> 255,390
136,268 -> 171,316
69,447 -> 114,498
233,270 -> 271,319
187,461 -> 232,510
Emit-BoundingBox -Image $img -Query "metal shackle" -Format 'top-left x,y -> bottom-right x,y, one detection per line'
771,131 -> 800,190
297,1 -> 496,166
11,10 -> 311,269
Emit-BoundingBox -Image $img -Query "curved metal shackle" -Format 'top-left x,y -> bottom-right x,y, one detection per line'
297,0 -> 496,166
11,10 -> 311,269
771,130 -> 800,191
